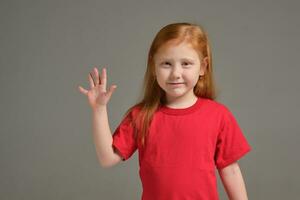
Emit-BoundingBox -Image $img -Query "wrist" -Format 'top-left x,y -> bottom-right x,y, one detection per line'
92,105 -> 107,113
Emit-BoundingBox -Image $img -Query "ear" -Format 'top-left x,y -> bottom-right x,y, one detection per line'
200,56 -> 209,76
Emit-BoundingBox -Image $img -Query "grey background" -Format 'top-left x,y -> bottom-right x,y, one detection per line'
1,0 -> 299,199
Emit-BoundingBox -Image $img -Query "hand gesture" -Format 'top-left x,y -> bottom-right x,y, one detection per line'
78,67 -> 117,110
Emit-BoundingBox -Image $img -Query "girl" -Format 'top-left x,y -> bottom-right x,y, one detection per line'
78,22 -> 252,200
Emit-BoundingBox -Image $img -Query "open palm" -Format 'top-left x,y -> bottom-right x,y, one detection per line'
78,67 -> 117,110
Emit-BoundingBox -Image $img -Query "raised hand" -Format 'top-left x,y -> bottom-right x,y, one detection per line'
78,67 -> 117,110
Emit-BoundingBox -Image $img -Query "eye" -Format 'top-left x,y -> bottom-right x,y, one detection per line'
160,61 -> 171,67
182,62 -> 192,67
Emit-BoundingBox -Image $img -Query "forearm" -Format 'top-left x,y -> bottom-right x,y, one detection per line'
92,106 -> 114,166
218,162 -> 249,200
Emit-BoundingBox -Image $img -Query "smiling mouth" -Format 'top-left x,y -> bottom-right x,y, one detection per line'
168,82 -> 184,84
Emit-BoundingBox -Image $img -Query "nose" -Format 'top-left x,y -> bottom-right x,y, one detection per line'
170,65 -> 182,79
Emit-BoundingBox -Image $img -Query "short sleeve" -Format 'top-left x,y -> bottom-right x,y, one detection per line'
112,108 -> 138,161
214,105 -> 252,169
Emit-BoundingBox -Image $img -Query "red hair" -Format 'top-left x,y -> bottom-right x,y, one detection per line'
121,22 -> 218,148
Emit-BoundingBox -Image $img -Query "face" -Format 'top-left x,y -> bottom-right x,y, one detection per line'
153,41 -> 208,103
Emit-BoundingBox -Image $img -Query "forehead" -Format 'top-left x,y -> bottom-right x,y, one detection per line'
154,41 -> 200,60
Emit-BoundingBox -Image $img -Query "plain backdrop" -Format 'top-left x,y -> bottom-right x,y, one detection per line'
1,0 -> 299,199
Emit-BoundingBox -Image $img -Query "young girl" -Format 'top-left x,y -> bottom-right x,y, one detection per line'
78,22 -> 252,200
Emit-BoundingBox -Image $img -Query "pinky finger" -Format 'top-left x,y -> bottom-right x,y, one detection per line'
78,85 -> 89,95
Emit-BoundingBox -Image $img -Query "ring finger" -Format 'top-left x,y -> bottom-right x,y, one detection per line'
94,67 -> 100,85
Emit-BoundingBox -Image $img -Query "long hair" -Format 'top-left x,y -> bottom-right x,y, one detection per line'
122,22 -> 218,149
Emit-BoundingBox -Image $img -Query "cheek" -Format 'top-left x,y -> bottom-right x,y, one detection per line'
156,76 -> 166,87
185,73 -> 200,85
156,69 -> 168,80
155,72 -> 166,86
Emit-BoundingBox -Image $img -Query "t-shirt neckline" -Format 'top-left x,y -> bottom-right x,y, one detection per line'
159,96 -> 204,115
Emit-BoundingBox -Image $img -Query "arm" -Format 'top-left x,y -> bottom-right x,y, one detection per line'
218,162 -> 249,200
92,106 -> 122,168
78,67 -> 121,168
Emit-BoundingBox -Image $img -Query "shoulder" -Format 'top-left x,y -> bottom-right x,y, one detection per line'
131,104 -> 143,115
200,98 -> 229,114
124,104 -> 143,120
207,98 -> 232,111
211,101 -> 242,129
200,98 -> 236,124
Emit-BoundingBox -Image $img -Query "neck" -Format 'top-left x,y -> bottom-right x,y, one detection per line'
165,93 -> 198,109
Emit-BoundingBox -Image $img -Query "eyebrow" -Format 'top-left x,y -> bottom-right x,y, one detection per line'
159,58 -> 195,62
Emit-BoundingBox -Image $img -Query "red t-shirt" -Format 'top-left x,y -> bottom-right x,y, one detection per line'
112,97 -> 252,200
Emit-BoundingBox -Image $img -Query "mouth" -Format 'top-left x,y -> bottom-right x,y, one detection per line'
168,82 -> 185,87
168,82 -> 185,85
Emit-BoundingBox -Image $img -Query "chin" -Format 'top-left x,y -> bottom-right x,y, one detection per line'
166,91 -> 188,97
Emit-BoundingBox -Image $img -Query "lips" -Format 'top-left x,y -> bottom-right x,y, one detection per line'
169,82 -> 184,84
168,82 -> 185,87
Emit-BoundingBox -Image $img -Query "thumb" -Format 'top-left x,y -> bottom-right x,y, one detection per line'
107,85 -> 117,98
